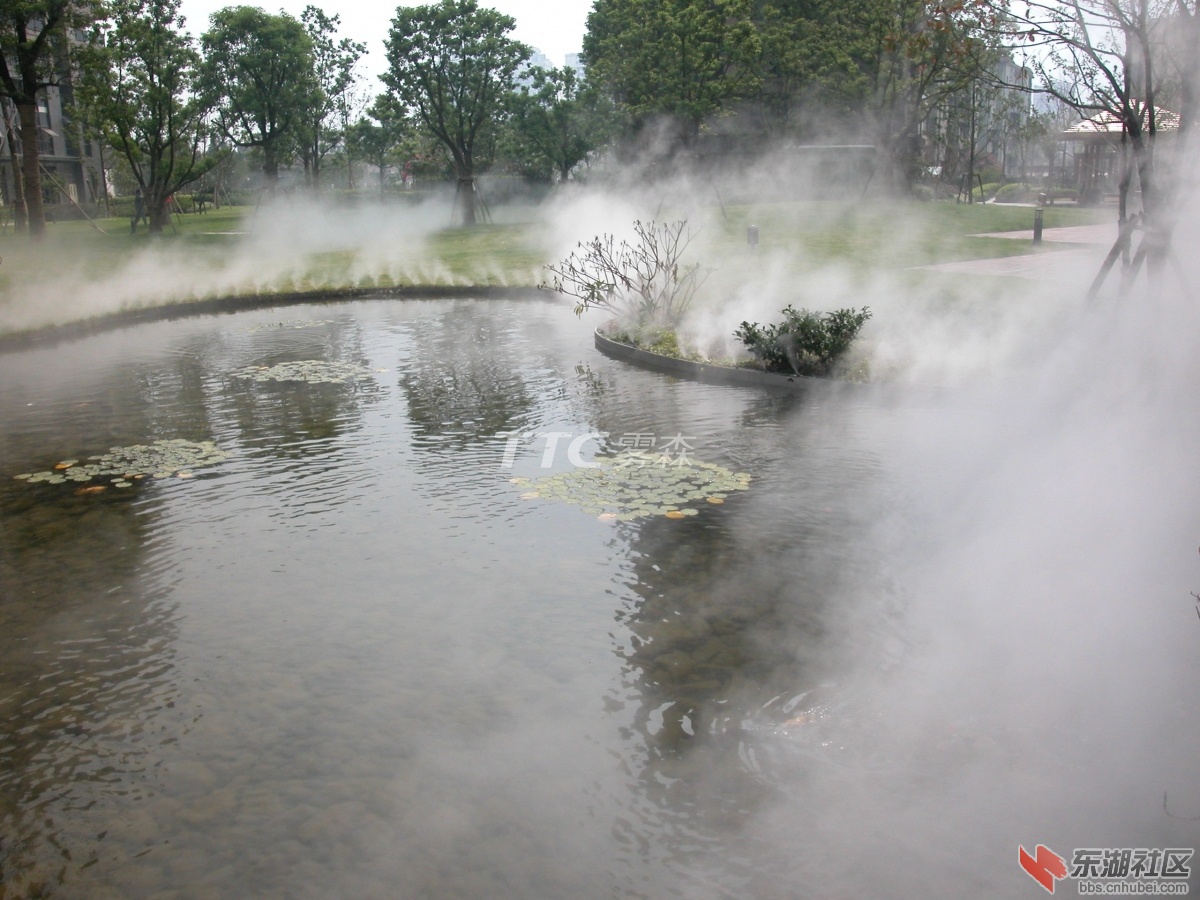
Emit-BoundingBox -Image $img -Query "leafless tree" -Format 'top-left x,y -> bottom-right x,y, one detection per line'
541,220 -> 711,330
983,0 -> 1198,293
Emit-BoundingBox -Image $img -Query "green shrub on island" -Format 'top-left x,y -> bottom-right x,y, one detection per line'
734,306 -> 872,376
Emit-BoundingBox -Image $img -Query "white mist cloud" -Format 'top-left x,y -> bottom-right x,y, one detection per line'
711,207 -> 1200,894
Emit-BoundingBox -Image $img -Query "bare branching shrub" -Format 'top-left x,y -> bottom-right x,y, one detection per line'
540,220 -> 711,329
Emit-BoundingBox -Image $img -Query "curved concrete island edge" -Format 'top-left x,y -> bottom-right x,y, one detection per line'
594,328 -> 815,391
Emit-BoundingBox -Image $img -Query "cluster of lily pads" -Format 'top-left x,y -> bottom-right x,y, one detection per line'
511,451 -> 750,521
231,360 -> 383,384
12,439 -> 227,493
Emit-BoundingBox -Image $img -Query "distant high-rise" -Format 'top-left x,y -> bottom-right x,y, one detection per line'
516,48 -> 554,88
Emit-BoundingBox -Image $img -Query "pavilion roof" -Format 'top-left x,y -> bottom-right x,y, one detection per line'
1062,106 -> 1181,141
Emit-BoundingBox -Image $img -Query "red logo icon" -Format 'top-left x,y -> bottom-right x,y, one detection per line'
1019,844 -> 1068,893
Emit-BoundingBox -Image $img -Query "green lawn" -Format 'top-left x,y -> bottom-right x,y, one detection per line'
0,197 -> 1113,335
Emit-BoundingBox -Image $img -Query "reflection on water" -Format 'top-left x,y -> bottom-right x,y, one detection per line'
6,299 -> 860,897
4,298 -> 1193,898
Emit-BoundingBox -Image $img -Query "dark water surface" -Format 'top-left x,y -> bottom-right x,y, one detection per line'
2,298 -> 1197,898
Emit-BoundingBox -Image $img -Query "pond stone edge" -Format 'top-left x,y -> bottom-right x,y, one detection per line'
0,285 -> 542,353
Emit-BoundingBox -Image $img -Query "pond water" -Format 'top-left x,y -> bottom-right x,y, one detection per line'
2,297 -> 1198,898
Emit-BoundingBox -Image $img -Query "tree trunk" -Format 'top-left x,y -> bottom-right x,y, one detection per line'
966,87 -> 978,204
17,98 -> 46,238
262,150 -> 279,194
3,110 -> 27,233
149,197 -> 171,234
457,176 -> 476,226
1134,137 -> 1165,283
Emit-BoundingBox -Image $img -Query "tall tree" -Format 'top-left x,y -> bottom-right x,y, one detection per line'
0,0 -> 101,237
852,0 -> 992,190
78,0 -> 217,233
987,0 -> 1200,289
926,55 -> 1030,197
345,94 -> 411,198
504,66 -> 612,182
383,0 -> 529,225
583,0 -> 760,147
199,6 -> 319,192
299,5 -> 366,190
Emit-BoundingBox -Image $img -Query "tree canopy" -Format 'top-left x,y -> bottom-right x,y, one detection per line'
383,0 -> 530,224
584,0 -> 760,146
199,5 -> 319,190
299,5 -> 366,189
78,0 -> 216,232
345,94 -> 413,197
504,65 -> 612,182
0,0 -> 102,236
984,0 -> 1200,290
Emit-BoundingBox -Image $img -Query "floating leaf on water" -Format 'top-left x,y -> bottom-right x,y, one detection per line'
13,474 -> 30,480
598,513 -> 618,522
114,481 -> 133,488
512,454 -> 751,520
232,359 -> 376,384
520,492 -> 540,499
707,497 -> 725,504
15,438 -> 227,492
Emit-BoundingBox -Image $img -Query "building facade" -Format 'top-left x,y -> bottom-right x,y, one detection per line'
1,20 -> 105,221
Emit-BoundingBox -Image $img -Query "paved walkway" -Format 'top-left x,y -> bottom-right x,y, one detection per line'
970,223 -> 1117,244
918,248 -> 1105,281
917,223 -> 1116,281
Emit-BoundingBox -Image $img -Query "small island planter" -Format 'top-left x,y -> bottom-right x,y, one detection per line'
594,328 -> 818,391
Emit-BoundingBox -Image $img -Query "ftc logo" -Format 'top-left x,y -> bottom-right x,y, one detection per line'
1019,844 -> 1068,894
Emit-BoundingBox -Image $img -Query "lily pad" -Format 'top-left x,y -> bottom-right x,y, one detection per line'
512,450 -> 751,520
232,360 -> 376,384
12,438 -> 227,494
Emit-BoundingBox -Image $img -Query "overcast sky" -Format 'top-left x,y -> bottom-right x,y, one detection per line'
176,0 -> 594,93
